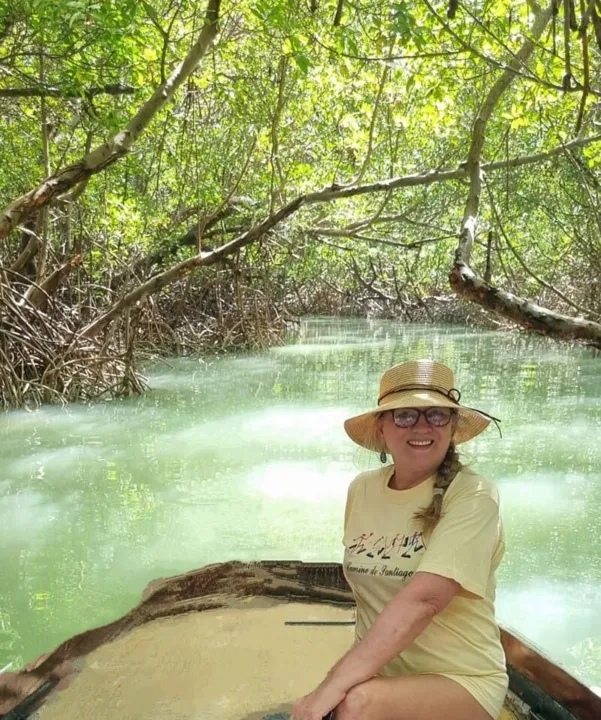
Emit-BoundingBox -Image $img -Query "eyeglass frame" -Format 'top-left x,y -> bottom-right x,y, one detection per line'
388,406 -> 456,429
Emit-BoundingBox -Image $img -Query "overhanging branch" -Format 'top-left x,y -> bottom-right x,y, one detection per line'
0,84 -> 135,99
454,3 -> 553,267
449,263 -> 601,348
451,1 -> 601,347
79,195 -> 305,339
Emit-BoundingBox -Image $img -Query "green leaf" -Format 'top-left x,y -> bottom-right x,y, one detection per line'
294,53 -> 310,74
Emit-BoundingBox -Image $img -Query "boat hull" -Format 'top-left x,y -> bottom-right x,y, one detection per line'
0,560 -> 599,720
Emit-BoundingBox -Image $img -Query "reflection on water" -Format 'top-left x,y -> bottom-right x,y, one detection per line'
0,318 -> 600,689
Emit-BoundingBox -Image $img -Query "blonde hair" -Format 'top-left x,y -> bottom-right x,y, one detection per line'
413,443 -> 462,534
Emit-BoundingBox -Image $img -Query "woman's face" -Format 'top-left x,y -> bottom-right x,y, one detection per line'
378,407 -> 456,476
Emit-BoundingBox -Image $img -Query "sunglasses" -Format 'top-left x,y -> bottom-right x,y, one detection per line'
391,407 -> 455,428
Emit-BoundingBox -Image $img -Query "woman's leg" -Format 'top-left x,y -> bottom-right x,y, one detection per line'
334,673 -> 495,720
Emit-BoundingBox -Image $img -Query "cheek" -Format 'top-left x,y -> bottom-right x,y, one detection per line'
435,428 -> 454,458
381,424 -> 407,450
441,424 -> 454,443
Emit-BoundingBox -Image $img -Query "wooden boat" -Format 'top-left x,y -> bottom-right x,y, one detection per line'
0,560 -> 599,720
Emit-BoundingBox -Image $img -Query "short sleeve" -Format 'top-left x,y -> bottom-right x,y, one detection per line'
344,473 -> 363,533
416,486 -> 502,599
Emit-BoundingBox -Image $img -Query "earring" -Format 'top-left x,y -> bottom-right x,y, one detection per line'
380,450 -> 387,463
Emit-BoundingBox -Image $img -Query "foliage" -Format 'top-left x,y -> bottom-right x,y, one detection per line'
1,0 -> 601,365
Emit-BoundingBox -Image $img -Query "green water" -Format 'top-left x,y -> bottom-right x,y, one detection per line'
1,318 -> 600,689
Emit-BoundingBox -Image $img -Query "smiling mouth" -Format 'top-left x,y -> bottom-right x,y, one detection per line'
407,439 -> 434,448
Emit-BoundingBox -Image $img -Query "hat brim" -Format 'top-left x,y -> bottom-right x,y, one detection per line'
344,389 -> 490,451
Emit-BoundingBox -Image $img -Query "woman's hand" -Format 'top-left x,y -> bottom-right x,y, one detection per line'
290,675 -> 347,720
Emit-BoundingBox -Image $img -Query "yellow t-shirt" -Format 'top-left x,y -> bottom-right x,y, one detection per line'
343,464 -> 508,715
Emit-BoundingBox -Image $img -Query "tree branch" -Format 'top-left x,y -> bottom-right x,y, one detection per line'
309,229 -> 454,249
79,194 -> 305,339
0,0 -> 221,240
83,122 -> 601,336
485,179 -> 600,319
10,229 -> 39,274
454,1 -> 554,267
484,132 -> 601,171
351,40 -> 394,185
450,2 -> 601,347
423,0 -> 598,96
0,84 -> 136,99
333,0 -> 345,26
449,264 -> 601,348
23,255 -> 82,310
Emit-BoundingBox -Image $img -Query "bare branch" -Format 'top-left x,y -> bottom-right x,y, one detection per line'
79,194 -> 305,339
455,1 -> 554,267
449,264 -> 601,348
333,0 -> 344,26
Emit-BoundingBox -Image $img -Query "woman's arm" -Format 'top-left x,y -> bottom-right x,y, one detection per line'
326,571 -> 460,692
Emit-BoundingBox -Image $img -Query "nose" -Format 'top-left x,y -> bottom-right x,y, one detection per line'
414,413 -> 432,431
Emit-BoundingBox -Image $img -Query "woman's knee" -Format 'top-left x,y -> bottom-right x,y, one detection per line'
335,682 -> 374,720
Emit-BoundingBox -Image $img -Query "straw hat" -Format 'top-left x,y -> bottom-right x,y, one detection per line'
344,359 -> 498,451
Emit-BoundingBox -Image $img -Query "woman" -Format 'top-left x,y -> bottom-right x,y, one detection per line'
291,359 -> 507,720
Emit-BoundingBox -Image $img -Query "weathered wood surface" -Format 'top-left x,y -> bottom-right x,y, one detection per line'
0,561 -> 599,719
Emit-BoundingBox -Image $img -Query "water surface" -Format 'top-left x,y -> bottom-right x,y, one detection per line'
1,318 -> 600,688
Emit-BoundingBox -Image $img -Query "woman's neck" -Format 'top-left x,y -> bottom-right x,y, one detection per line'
388,466 -> 436,491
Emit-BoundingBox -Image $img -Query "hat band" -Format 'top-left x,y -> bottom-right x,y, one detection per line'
376,384 -> 504,438
378,384 -> 462,405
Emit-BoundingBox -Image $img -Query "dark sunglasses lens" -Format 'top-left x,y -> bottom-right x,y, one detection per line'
425,407 -> 453,426
393,409 -> 419,427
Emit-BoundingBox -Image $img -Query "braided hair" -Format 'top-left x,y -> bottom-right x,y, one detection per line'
413,443 -> 462,534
